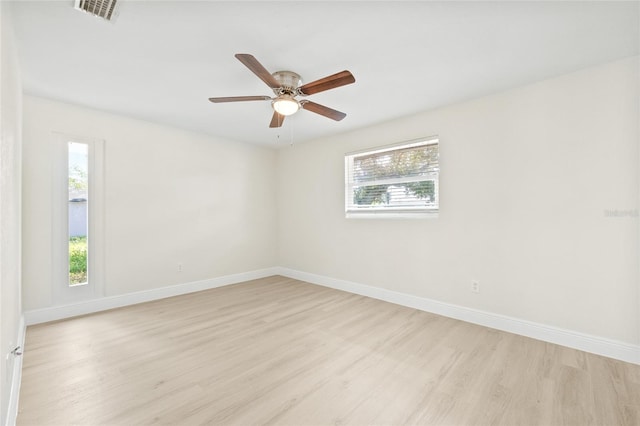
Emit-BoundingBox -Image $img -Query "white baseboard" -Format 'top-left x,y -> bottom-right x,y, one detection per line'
24,267 -> 279,325
276,267 -> 640,365
5,315 -> 25,426
21,266 -> 640,365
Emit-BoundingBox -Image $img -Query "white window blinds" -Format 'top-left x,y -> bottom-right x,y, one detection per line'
345,138 -> 439,215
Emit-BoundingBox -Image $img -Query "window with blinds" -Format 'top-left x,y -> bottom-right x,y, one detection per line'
345,137 -> 439,216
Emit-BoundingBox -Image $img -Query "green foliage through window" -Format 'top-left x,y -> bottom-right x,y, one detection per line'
68,165 -> 88,192
69,236 -> 87,285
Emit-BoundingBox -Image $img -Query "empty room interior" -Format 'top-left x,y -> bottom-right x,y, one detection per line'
0,1 -> 639,425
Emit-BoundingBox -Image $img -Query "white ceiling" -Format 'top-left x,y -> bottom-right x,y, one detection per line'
10,1 -> 639,147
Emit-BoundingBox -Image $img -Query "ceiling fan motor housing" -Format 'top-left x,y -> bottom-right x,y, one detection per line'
272,71 -> 302,95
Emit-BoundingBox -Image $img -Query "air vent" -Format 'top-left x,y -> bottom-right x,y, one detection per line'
74,0 -> 118,21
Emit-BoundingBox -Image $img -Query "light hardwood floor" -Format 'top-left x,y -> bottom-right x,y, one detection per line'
18,276 -> 640,425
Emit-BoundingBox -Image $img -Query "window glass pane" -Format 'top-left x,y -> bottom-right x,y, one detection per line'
353,181 -> 436,208
353,144 -> 439,183
68,142 -> 88,286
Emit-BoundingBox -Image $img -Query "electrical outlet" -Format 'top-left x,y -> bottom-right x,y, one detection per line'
471,280 -> 480,293
177,263 -> 183,272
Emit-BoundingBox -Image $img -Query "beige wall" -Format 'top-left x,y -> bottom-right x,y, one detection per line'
277,57 -> 640,345
0,2 -> 22,424
22,96 -> 277,310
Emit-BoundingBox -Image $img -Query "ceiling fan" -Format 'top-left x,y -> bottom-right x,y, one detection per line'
209,54 -> 356,128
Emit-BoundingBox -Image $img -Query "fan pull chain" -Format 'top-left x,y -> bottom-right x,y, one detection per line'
290,119 -> 294,147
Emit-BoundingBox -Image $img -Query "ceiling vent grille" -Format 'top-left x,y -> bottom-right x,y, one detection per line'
74,0 -> 118,21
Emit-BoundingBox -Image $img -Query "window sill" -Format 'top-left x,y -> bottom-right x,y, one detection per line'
345,211 -> 439,220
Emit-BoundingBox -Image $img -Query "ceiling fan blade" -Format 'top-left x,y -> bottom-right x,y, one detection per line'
269,111 -> 285,128
298,70 -> 355,96
235,54 -> 281,89
209,96 -> 271,103
301,101 -> 346,121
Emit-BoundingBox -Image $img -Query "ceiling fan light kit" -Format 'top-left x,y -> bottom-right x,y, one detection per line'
209,54 -> 355,128
272,94 -> 299,116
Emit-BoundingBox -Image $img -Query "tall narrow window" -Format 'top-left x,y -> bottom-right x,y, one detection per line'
53,134 -> 104,303
68,142 -> 89,286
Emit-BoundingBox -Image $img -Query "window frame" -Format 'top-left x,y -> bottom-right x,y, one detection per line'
344,136 -> 439,219
52,132 -> 105,304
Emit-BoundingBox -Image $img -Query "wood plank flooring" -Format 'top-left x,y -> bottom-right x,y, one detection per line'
17,276 -> 640,425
